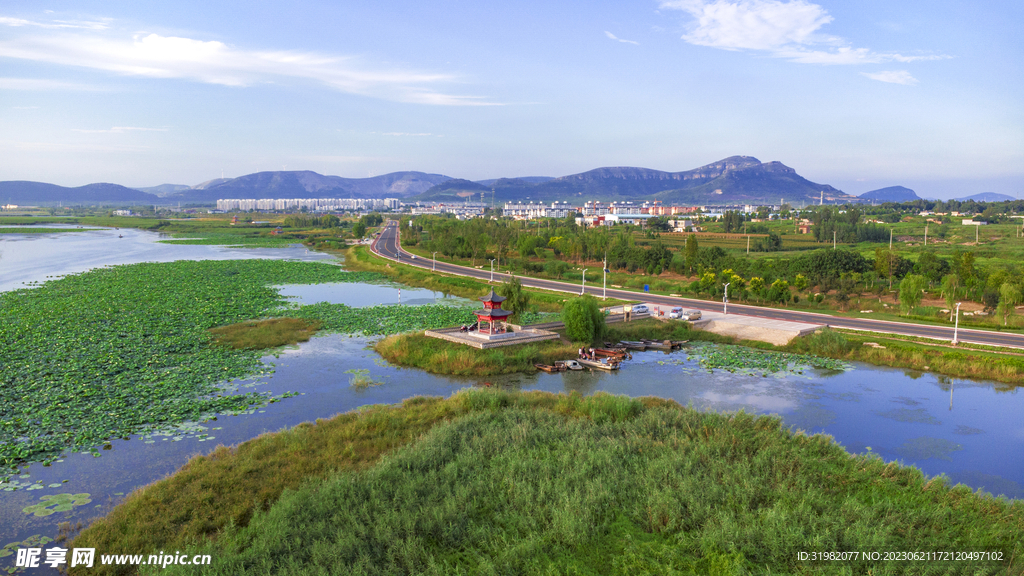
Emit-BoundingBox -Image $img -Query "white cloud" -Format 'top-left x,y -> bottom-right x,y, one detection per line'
0,77 -> 106,91
861,70 -> 918,85
604,31 -> 639,45
70,126 -> 169,134
0,15 -> 109,30
660,0 -> 947,66
0,18 -> 496,105
381,132 -> 441,137
662,0 -> 831,51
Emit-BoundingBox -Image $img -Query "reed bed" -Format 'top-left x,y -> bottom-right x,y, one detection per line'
118,389 -> 1024,576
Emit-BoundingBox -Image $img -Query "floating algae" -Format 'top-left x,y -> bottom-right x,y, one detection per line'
891,437 -> 963,461
874,408 -> 942,425
1,534 -> 53,558
953,425 -> 985,435
21,493 -> 92,517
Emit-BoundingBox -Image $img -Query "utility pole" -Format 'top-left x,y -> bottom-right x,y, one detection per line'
925,224 -> 928,246
432,251 -> 438,271
747,235 -> 750,254
889,228 -> 893,249
603,254 -> 608,300
489,259 -> 496,283
723,283 -> 730,315
833,230 -> 836,250
581,268 -> 587,296
952,302 -> 961,345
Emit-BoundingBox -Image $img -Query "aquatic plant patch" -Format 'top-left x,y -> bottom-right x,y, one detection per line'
22,493 -> 92,517
684,342 -> 849,376
289,302 -> 476,336
157,234 -> 299,248
209,317 -> 321,349
0,260 -> 386,478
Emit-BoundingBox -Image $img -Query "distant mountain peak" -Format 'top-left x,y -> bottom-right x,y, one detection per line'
859,186 -> 919,202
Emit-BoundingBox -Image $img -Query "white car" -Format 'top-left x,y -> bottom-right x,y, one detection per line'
632,304 -> 649,315
668,307 -> 684,319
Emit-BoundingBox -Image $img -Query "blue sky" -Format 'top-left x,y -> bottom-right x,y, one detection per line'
1,0 -> 1021,199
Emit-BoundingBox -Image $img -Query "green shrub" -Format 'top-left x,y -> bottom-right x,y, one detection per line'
562,294 -> 607,344
806,328 -> 850,356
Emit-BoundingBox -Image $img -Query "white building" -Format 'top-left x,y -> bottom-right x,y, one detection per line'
216,198 -> 401,212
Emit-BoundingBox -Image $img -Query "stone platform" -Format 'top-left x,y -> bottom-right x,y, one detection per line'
425,327 -> 560,349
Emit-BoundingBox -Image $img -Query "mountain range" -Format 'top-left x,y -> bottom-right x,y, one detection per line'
10,157 -> 1014,207
0,181 -> 157,204
417,156 -> 857,205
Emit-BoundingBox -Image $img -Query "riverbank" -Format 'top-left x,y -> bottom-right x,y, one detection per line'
69,389 -> 1024,576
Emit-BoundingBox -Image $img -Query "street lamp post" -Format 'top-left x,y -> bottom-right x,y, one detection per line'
581,268 -> 587,296
432,251 -> 438,271
723,282 -> 730,315
952,302 -> 961,345
489,259 -> 496,283
602,258 -> 607,300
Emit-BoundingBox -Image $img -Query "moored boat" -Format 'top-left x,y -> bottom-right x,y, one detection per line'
578,358 -> 621,371
534,362 -> 567,373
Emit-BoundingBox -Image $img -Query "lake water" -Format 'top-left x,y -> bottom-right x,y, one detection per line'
1,227 -> 1022,568
0,225 -> 332,292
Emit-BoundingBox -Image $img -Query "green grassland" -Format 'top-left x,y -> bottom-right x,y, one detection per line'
66,390 -> 1024,576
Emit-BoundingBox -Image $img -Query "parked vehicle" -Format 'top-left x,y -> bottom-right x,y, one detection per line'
632,304 -> 649,315
668,307 -> 684,319
683,310 -> 702,320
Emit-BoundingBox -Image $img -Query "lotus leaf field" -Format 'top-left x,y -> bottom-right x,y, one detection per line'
0,259 -> 476,480
685,342 -> 849,376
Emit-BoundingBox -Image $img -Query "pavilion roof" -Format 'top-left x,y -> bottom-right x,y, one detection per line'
479,289 -> 507,304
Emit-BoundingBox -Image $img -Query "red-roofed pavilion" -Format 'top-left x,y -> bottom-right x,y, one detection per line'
475,289 -> 512,335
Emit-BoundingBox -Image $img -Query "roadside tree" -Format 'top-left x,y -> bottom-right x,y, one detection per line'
562,294 -> 606,344
996,283 -> 1022,326
497,276 -> 531,324
898,274 -> 927,316
941,274 -> 959,321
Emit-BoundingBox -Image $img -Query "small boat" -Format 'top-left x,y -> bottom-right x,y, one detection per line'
594,348 -> 631,360
578,358 -> 620,371
641,339 -> 674,351
534,362 -> 566,373
562,360 -> 584,371
620,341 -> 647,351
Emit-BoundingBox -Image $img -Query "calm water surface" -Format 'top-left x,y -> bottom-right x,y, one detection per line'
0,225 -> 332,292
1,228 -> 1022,568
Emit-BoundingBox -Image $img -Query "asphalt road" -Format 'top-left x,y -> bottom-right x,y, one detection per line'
371,220 -> 1024,350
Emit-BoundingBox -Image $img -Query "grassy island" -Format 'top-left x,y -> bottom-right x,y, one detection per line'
70,389 -> 1023,576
